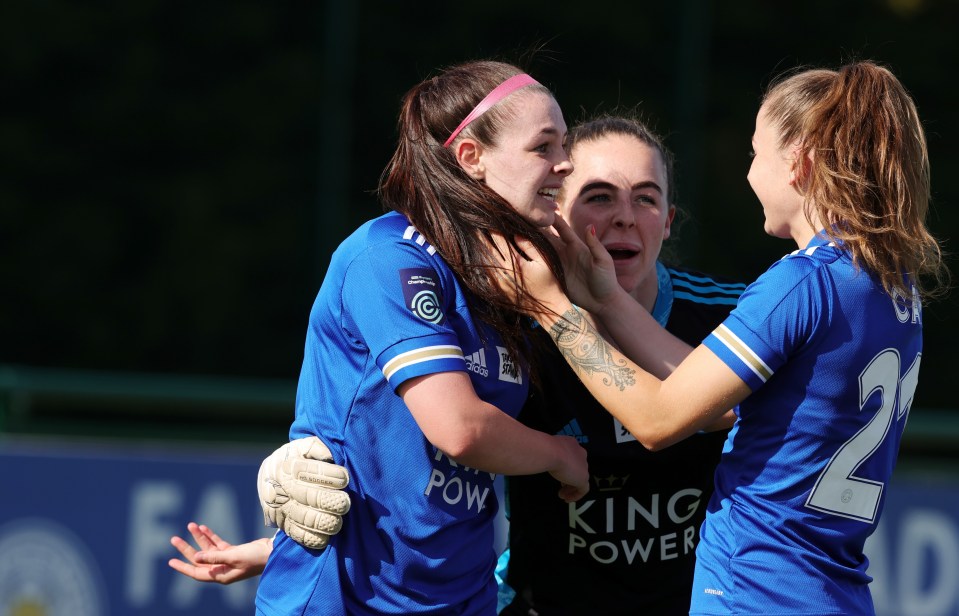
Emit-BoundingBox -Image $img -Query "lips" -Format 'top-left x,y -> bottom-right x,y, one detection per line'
537,187 -> 560,201
604,243 -> 640,261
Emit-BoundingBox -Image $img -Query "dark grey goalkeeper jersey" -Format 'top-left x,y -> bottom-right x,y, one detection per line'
503,263 -> 744,616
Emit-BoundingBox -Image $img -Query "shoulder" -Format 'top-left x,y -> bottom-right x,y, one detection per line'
715,243 -> 845,364
336,212 -> 449,276
748,241 -> 846,304
345,212 -> 439,255
770,239 -> 846,277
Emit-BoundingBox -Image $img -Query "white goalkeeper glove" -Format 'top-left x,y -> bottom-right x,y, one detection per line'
257,436 -> 351,550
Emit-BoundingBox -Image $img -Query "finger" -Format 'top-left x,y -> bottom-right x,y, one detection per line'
170,536 -> 198,561
194,544 -> 252,567
284,518 -> 330,550
284,501 -> 343,535
488,232 -> 510,260
583,224 -> 614,263
551,215 -> 579,244
301,436 -> 335,463
558,483 -> 589,503
539,219 -> 561,238
512,237 -> 544,263
513,237 -> 541,261
208,564 -> 243,584
284,458 -> 351,493
543,230 -> 565,254
283,478 -> 351,516
185,522 -> 216,552
194,550 -> 229,565
196,524 -> 233,550
489,233 -> 526,272
168,558 -> 213,582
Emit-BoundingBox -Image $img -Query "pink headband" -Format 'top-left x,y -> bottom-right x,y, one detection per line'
443,73 -> 540,147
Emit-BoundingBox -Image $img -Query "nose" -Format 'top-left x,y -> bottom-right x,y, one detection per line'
612,199 -> 636,229
553,155 -> 573,177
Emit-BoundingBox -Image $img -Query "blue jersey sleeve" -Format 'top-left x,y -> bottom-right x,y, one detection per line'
339,235 -> 467,390
704,253 -> 832,391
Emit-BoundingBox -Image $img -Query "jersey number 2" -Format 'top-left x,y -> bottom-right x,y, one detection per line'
805,348 -> 921,523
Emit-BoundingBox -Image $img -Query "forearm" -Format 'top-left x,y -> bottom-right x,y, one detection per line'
534,300 -> 719,450
591,287 -> 694,379
402,372 -> 576,478
445,404 -> 571,476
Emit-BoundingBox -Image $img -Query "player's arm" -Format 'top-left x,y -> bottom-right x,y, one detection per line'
577,265 -> 739,432
257,372 -> 591,557
512,232 -> 748,448
399,370 -> 589,502
549,215 -> 694,379
538,302 -> 748,449
591,284 -> 698,379
585,284 -> 739,431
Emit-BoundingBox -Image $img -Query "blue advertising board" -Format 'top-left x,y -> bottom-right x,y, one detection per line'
1,438 -> 958,615
0,438 -> 274,615
868,473 -> 959,616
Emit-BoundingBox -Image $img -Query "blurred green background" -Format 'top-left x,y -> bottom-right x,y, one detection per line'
2,0 -> 957,450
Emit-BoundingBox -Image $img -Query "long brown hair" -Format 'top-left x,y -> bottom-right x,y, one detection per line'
377,60 -> 567,365
762,60 -> 948,301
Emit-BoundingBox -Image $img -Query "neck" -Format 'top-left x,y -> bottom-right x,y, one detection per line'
791,206 -> 822,248
628,272 -> 660,313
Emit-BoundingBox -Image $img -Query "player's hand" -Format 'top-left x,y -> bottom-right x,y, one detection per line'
548,435 -> 589,503
547,216 -> 619,314
488,232 -> 567,319
168,522 -> 270,584
258,436 -> 351,550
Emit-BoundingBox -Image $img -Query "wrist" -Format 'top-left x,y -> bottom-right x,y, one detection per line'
531,294 -> 574,330
545,305 -> 590,349
593,286 -> 633,322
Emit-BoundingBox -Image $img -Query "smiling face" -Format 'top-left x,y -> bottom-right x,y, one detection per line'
473,91 -> 573,227
747,106 -> 810,244
560,133 -> 675,309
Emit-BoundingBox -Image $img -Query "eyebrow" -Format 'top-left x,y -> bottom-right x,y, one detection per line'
536,127 -> 567,140
577,180 -> 663,198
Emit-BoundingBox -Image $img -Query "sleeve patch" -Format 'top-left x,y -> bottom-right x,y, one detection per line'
400,268 -> 446,325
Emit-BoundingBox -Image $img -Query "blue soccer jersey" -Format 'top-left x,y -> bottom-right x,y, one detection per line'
693,234 -> 923,615
255,211 -> 530,616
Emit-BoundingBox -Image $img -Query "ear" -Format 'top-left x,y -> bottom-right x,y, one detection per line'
663,204 -> 677,240
788,144 -> 813,189
453,138 -> 486,180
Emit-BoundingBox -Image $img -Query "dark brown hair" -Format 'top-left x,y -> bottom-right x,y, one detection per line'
377,60 -> 567,365
566,114 -> 677,205
564,113 -> 682,263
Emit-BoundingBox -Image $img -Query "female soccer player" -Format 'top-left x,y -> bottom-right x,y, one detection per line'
252,59 -> 588,616
523,61 -> 947,615
170,114 -> 747,616
500,115 -> 744,615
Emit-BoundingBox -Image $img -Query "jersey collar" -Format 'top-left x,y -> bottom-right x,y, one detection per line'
650,261 -> 672,327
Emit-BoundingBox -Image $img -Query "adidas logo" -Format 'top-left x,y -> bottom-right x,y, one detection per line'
465,348 -> 489,377
557,419 -> 588,444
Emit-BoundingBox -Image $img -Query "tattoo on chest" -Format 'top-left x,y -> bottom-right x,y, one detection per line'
549,309 -> 636,391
